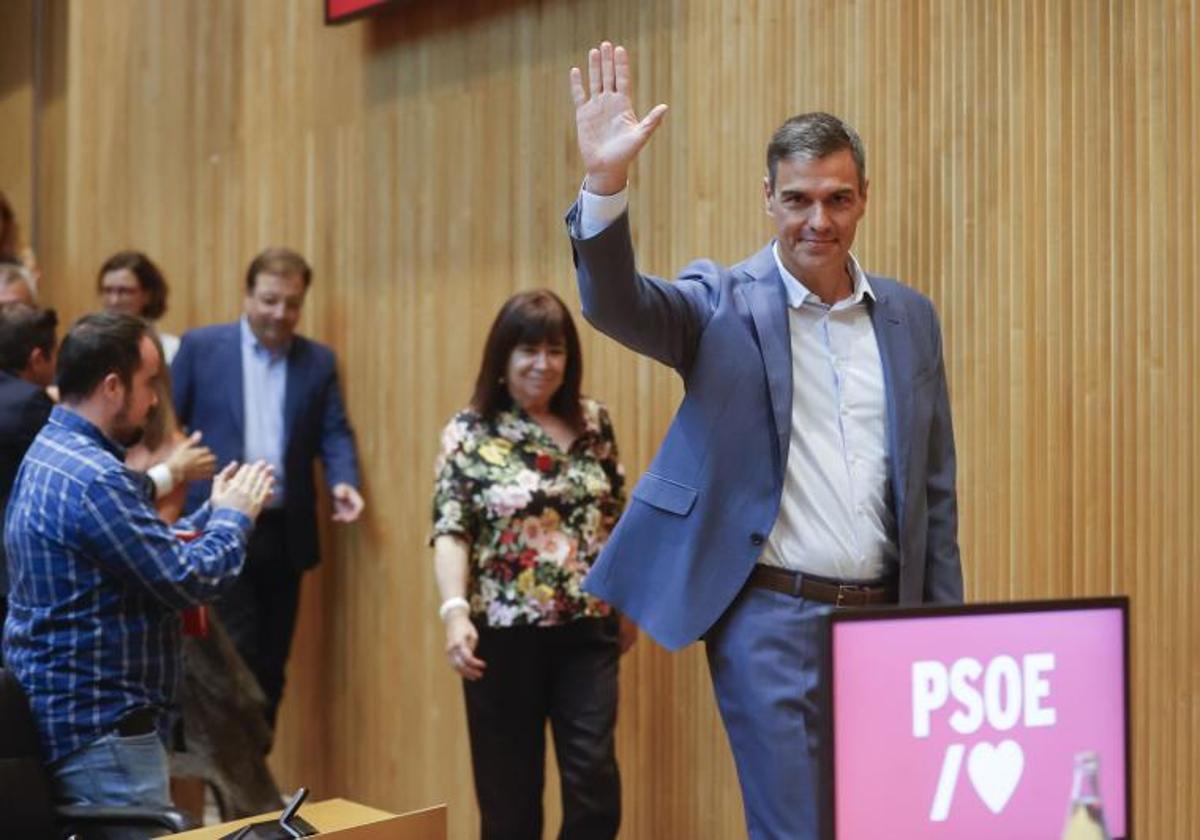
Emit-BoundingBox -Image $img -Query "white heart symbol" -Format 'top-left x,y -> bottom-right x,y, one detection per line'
967,740 -> 1025,814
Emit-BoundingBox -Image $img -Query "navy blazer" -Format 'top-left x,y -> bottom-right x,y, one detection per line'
171,322 -> 360,571
0,372 -> 53,587
568,208 -> 962,650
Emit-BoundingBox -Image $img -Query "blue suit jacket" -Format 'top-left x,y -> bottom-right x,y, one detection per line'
171,322 -> 360,571
569,208 -> 962,650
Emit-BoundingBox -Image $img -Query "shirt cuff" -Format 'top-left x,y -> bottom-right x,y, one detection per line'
208,507 -> 254,539
578,185 -> 629,239
147,464 -> 175,499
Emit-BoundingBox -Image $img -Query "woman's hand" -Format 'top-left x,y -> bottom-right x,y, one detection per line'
166,430 -> 217,483
445,612 -> 487,681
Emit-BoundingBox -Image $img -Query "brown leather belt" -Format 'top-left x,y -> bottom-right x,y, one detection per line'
748,564 -> 897,607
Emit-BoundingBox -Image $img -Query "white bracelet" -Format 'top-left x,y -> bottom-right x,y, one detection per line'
438,597 -> 470,621
147,463 -> 176,499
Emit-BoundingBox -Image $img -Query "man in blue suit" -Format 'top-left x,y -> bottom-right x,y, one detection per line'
172,248 -> 364,729
567,43 -> 962,839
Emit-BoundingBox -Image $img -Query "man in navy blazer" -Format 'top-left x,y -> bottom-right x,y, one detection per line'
173,248 -> 363,728
567,44 -> 962,839
0,303 -> 56,642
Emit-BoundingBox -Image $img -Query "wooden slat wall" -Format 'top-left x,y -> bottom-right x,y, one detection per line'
15,0 -> 1197,837
0,0 -> 36,248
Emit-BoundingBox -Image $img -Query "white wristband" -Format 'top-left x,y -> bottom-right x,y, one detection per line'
147,463 -> 175,499
438,597 -> 470,621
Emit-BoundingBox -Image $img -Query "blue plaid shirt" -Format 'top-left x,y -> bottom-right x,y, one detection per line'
2,406 -> 252,764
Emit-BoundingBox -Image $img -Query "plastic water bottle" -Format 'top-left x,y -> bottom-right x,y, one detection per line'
1061,751 -> 1111,840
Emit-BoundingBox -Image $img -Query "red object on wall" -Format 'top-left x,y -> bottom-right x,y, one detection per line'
326,0 -> 394,24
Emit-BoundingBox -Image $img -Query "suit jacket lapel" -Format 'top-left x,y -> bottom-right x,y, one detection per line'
227,325 -> 245,438
868,283 -> 913,524
739,247 -> 792,475
282,339 -> 304,456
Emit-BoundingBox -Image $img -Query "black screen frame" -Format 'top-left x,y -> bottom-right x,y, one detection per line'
819,596 -> 1131,840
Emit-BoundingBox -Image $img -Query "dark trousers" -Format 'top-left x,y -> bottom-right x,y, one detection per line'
463,617 -> 621,840
214,511 -> 301,732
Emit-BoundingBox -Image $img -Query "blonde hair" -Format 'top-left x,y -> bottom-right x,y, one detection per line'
140,328 -> 180,452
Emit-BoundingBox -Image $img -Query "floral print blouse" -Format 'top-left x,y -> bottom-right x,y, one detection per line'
432,398 -> 625,628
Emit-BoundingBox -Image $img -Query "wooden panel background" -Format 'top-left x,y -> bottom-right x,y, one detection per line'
0,0 -> 36,248
4,0 -> 1196,837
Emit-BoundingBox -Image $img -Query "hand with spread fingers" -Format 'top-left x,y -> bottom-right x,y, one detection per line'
210,460 -> 276,520
569,41 -> 669,196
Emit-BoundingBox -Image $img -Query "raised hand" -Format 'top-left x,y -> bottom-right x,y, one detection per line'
569,41 -> 668,196
211,460 -> 276,520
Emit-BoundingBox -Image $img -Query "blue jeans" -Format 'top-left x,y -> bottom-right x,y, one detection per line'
51,730 -> 172,839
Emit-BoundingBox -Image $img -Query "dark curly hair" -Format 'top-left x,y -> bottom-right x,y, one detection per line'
97,250 -> 170,320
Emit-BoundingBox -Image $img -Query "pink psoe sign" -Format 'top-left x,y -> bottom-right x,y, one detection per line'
832,608 -> 1126,839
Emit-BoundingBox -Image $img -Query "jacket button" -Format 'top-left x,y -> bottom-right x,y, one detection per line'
750,532 -> 765,546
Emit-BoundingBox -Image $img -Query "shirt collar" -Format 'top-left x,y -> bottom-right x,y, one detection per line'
771,242 -> 876,310
50,404 -> 126,460
240,315 -> 290,359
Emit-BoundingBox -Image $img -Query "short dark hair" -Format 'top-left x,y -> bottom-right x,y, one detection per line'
245,247 -> 312,292
0,190 -> 17,259
56,312 -> 149,402
766,112 -> 867,192
0,303 -> 57,374
97,251 -> 169,320
470,289 -> 584,431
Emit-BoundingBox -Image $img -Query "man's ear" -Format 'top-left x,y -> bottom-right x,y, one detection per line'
763,173 -> 774,217
25,345 -> 46,371
100,371 -> 125,403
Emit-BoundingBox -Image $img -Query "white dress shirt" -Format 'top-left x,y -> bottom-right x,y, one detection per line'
759,246 -> 897,581
240,316 -> 288,506
578,187 -> 898,582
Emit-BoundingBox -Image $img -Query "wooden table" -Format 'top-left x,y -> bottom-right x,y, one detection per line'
172,798 -> 446,840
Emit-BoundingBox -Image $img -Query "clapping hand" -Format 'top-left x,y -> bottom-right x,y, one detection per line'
211,460 -> 275,520
164,430 -> 217,484
569,41 -> 668,196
